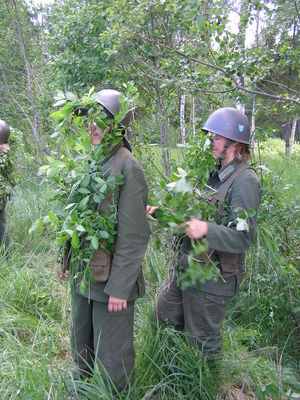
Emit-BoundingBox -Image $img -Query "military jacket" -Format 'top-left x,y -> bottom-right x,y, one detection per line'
0,149 -> 14,209
74,146 -> 150,302
182,159 -> 262,296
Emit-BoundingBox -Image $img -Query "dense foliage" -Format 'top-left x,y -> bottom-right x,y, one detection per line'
30,88 -> 133,290
0,0 -> 299,398
0,139 -> 299,399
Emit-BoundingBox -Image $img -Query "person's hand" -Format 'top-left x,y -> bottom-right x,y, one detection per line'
0,143 -> 10,153
146,205 -> 159,216
179,217 -> 208,240
108,296 -> 127,313
54,264 -> 68,283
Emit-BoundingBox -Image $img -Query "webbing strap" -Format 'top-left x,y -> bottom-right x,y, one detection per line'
213,162 -> 251,203
112,147 -> 131,177
210,162 -> 252,222
100,145 -> 131,212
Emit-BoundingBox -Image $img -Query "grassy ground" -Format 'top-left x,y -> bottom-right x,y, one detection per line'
0,138 -> 299,399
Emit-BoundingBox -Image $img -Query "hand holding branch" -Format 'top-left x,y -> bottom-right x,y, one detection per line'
179,217 -> 208,240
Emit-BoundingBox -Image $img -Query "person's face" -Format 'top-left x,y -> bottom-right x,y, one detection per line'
88,123 -> 110,146
0,143 -> 10,153
211,134 -> 228,159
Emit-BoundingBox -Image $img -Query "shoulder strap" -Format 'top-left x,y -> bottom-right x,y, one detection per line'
112,146 -> 131,177
211,162 -> 252,222
213,162 -> 251,203
100,146 -> 131,212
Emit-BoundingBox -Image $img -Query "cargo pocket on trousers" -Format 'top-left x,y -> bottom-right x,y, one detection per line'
204,293 -> 229,331
89,249 -> 111,282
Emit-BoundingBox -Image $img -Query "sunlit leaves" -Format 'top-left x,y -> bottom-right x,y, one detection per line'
166,168 -> 193,195
30,88 -> 126,280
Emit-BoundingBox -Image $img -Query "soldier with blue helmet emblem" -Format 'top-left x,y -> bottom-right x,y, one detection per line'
153,107 -> 262,363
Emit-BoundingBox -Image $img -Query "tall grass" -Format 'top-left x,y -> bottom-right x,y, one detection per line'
1,179 -> 71,399
0,139 -> 299,399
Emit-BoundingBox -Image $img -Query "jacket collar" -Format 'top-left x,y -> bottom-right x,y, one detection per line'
217,159 -> 241,183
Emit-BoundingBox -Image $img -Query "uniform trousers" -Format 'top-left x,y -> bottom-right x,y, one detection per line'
71,292 -> 135,390
156,269 -> 232,358
0,208 -> 11,249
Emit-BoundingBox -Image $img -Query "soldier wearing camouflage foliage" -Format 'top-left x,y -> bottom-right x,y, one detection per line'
0,119 -> 14,249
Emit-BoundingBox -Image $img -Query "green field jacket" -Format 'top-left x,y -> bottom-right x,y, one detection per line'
74,147 -> 150,302
181,159 -> 262,296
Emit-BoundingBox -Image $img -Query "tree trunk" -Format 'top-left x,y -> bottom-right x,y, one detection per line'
251,96 -> 256,154
190,96 -> 195,136
180,93 -> 186,145
236,0 -> 248,112
11,0 -> 47,153
289,119 -> 297,153
285,120 -> 290,157
251,4 -> 260,155
155,83 -> 170,176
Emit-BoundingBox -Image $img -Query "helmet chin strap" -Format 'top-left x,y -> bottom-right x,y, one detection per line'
219,139 -> 233,161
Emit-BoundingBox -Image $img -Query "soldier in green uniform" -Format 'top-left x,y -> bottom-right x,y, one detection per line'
61,90 -> 150,390
151,107 -> 262,361
0,119 -> 13,250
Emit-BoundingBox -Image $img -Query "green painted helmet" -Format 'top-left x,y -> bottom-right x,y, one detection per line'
0,120 -> 10,144
95,89 -> 134,128
202,107 -> 250,144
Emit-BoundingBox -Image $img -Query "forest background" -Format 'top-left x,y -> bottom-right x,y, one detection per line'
0,0 -> 299,399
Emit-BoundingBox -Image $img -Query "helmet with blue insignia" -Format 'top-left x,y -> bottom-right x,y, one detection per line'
202,107 -> 250,144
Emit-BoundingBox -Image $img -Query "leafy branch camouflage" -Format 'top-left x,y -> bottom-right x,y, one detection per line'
30,88 -> 131,282
0,129 -> 19,209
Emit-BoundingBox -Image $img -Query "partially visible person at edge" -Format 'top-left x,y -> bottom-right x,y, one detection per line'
0,119 -> 14,251
57,89 -> 150,391
147,107 -> 262,362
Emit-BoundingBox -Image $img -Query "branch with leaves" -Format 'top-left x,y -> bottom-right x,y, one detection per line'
30,87 -> 133,289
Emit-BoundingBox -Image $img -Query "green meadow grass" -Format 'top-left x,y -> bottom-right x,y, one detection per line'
0,139 -> 299,399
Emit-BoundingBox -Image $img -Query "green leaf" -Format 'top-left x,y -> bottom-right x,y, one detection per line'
47,167 -> 58,178
65,203 -> 77,210
115,174 -> 124,185
53,99 -> 67,107
79,195 -> 90,208
99,183 -> 108,193
93,194 -> 101,203
37,165 -> 50,176
48,211 -> 58,222
91,236 -> 99,249
57,235 -> 70,246
54,90 -> 65,101
80,278 -> 88,294
65,92 -> 77,101
88,86 -> 95,96
78,187 -> 90,194
71,231 -> 80,249
247,208 -> 256,217
94,177 -> 105,185
147,198 -> 159,206
99,230 -> 109,239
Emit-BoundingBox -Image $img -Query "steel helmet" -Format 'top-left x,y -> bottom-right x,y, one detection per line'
202,107 -> 250,144
0,119 -> 10,144
95,89 -> 134,128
